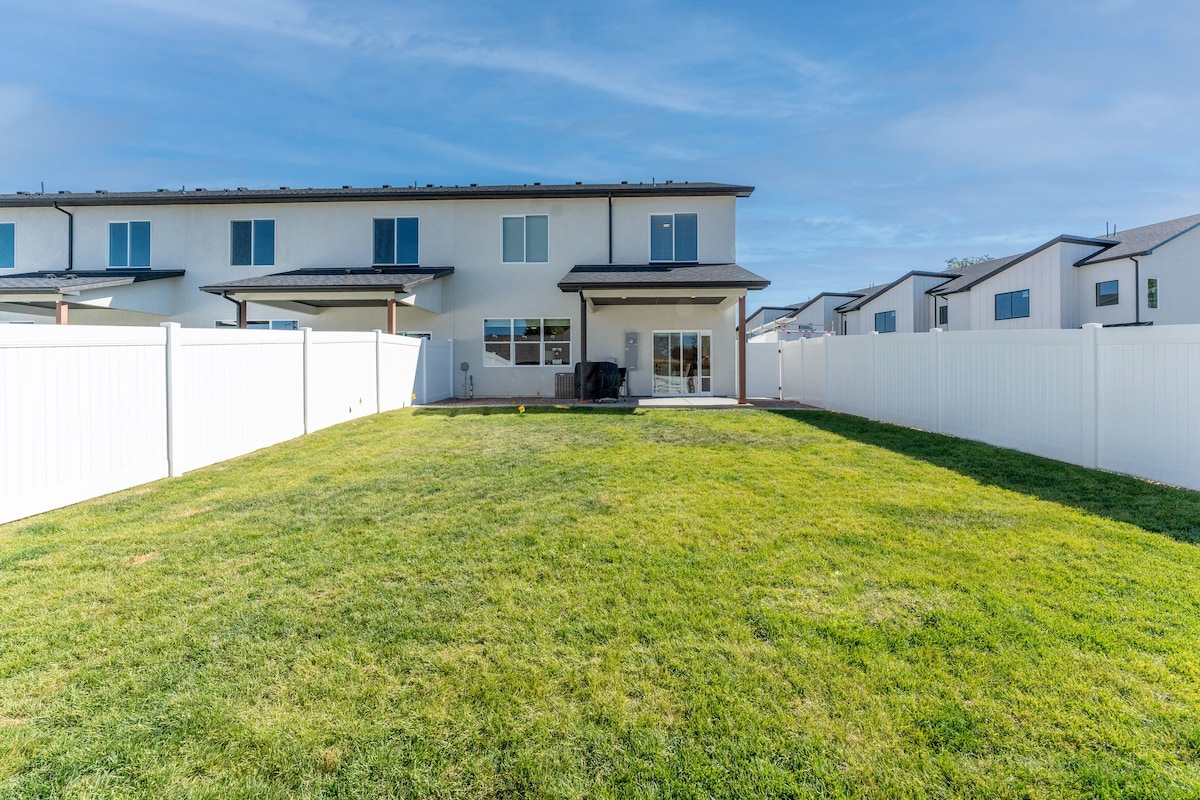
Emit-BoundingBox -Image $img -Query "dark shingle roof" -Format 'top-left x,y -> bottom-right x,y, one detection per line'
0,269 -> 185,295
1074,213 -> 1200,265
558,263 -> 769,291
927,255 -> 1021,296
788,291 -> 865,317
835,271 -> 954,311
200,267 -> 453,294
0,182 -> 754,208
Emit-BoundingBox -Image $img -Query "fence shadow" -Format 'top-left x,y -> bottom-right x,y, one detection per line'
767,410 -> 1200,545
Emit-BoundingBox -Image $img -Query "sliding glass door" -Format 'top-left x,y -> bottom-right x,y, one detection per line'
652,331 -> 712,396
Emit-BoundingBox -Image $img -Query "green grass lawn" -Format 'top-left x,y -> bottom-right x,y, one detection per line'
3,408 -> 1200,799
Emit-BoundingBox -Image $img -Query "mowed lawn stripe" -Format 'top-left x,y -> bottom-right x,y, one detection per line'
1,408 -> 1199,799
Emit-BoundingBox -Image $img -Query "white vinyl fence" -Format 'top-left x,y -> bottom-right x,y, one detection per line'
747,324 -> 1200,492
1,324 -> 454,524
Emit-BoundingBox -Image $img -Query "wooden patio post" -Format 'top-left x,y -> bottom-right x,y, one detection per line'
738,295 -> 748,404
237,300 -> 247,329
54,301 -> 68,325
386,298 -> 397,335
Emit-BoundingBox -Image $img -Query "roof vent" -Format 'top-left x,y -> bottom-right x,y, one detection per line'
426,183 -> 433,188
279,186 -> 289,190
95,189 -> 108,194
470,183 -> 477,187
342,185 -> 351,189
237,186 -> 249,191
382,184 -> 391,189
666,180 -> 673,184
16,191 -> 28,195
58,190 -> 70,194
533,182 -> 541,186
194,187 -> 206,191
621,181 -> 628,185
575,181 -> 582,185
157,188 -> 168,192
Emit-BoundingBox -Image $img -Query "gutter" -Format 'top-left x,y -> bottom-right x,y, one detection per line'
52,203 -> 74,270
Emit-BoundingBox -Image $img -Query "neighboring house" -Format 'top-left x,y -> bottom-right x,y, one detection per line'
780,291 -> 863,337
799,212 -> 1200,335
745,305 -> 799,338
0,181 -> 767,399
836,271 -> 954,334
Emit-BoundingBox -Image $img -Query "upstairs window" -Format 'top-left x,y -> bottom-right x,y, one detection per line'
650,212 -> 698,262
374,217 -> 419,265
109,221 -> 151,267
1147,278 -> 1158,309
0,223 -> 13,269
874,310 -> 896,333
937,305 -> 948,326
502,215 -> 548,263
1096,279 -> 1119,307
995,289 -> 1030,320
231,219 -> 275,266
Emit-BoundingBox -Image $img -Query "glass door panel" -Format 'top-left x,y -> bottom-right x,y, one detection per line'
653,331 -> 713,396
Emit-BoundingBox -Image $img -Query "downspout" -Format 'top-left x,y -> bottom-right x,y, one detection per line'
579,290 -> 589,403
52,203 -> 74,270
1131,257 -> 1141,325
216,291 -> 243,326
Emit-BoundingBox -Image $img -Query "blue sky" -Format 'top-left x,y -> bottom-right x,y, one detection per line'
2,0 -> 1199,309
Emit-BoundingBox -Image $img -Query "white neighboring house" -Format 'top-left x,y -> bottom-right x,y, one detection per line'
835,271 -> 954,334
0,182 -> 768,399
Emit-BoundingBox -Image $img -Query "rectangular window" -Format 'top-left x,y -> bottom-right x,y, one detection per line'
502,215 -> 548,263
1147,278 -> 1158,309
874,310 -> 896,333
937,305 -> 948,326
109,221 -> 151,267
1096,279 -> 1119,307
995,289 -> 1030,320
215,319 -> 298,330
373,217 -> 419,265
650,212 -> 699,262
0,223 -> 13,269
231,219 -> 275,266
483,317 -> 571,366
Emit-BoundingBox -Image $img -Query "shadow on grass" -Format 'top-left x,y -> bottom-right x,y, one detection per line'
413,405 -> 640,418
768,410 -> 1200,545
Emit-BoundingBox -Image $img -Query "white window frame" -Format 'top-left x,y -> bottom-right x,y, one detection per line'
648,212 -> 699,263
373,217 -> 420,266
108,220 -> 152,268
230,218 -> 276,267
501,215 -> 549,263
0,222 -> 14,270
482,316 -> 572,367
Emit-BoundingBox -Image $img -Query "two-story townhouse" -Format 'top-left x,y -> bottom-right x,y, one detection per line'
0,182 -> 768,399
835,271 -> 953,335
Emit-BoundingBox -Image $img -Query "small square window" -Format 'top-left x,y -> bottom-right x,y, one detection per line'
231,219 -> 275,266
374,218 -> 419,265
109,221 -> 151,267
650,212 -> 698,262
1096,279 -> 1119,307
503,216 -> 548,263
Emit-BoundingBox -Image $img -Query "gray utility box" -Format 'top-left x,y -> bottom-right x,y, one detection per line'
624,332 -> 639,370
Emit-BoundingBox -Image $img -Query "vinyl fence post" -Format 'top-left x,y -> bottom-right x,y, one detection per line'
931,327 -> 943,434
1081,323 -> 1102,468
870,331 -> 880,421
160,322 -> 182,477
302,327 -> 312,435
777,341 -> 784,400
823,333 -> 832,411
374,329 -> 383,415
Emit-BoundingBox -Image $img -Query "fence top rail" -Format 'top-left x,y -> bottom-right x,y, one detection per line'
0,324 -> 166,348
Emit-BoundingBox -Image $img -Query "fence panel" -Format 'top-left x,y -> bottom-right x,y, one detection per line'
1097,325 -> 1200,490
826,335 -> 875,417
874,333 -> 938,430
799,337 -> 827,407
938,329 -> 1087,466
416,338 -> 454,404
378,334 -> 423,412
0,325 -> 169,524
172,327 -> 306,473
780,339 -> 805,400
745,341 -> 781,398
307,332 -> 380,432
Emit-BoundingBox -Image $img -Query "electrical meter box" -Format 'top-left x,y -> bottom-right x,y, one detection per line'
624,332 -> 639,370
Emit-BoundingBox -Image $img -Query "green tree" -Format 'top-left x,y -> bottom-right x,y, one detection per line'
945,255 -> 993,270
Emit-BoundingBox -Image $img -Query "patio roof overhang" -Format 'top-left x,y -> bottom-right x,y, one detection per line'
0,269 -> 186,322
200,267 -> 454,314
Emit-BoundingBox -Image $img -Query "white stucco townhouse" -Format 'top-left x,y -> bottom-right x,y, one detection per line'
0,181 -> 768,399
